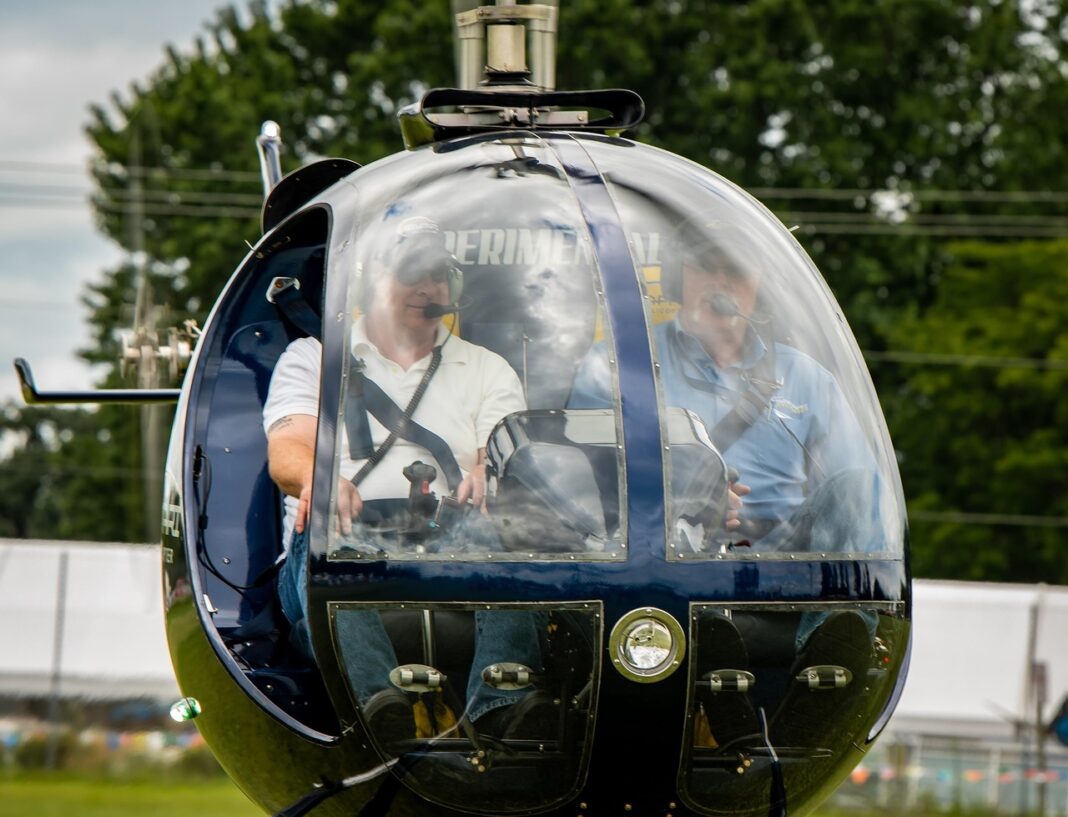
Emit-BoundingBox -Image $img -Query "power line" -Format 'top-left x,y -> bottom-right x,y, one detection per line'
102,164 -> 262,183
0,183 -> 263,207
864,350 -> 1068,371
0,160 -> 85,175
0,299 -> 81,312
8,158 -> 1068,201
2,286 -> 1062,373
97,188 -> 263,206
755,187 -> 1068,204
909,510 -> 1068,529
94,199 -> 260,219
0,159 -> 261,183
783,211 -> 1068,227
3,200 -> 1065,237
0,199 -> 89,211
793,223 -> 1068,238
0,183 -> 90,198
5,162 -> 1068,236
0,198 -> 261,218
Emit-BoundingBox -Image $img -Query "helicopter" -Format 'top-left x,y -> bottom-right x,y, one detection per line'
15,2 -> 910,815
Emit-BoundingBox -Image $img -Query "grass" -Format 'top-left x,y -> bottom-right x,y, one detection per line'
0,773 -> 264,817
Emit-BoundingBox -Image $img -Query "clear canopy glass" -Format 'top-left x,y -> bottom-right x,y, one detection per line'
293,131 -> 910,816
585,139 -> 905,561
320,134 -> 905,563
325,137 -> 627,562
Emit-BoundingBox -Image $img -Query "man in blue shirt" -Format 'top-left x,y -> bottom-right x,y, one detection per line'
569,222 -> 883,749
569,223 -> 882,558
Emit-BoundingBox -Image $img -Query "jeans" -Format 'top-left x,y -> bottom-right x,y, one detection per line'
756,468 -> 885,557
749,469 -> 883,650
279,527 -> 545,723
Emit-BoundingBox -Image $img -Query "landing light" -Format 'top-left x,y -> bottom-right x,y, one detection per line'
609,608 -> 685,683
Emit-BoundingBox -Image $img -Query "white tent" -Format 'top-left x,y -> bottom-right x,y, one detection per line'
887,579 -> 1068,744
0,538 -> 179,701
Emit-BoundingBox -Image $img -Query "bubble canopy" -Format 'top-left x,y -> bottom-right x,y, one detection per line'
306,133 -> 906,565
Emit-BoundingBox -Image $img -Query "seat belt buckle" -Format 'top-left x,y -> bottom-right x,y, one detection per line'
266,276 -> 301,304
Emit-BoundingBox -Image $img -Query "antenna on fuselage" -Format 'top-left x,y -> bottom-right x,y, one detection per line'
256,120 -> 284,197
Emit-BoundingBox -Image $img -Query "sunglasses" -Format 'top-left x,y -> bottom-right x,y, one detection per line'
393,255 -> 457,287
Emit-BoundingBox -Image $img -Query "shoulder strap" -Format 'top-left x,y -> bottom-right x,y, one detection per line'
345,348 -> 464,493
708,340 -> 780,454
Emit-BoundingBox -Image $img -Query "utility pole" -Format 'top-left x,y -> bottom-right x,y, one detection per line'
1023,592 -> 1048,817
1032,587 -> 1049,817
44,549 -> 69,770
127,117 -> 165,544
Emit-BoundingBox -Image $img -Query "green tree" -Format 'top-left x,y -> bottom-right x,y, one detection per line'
884,239 -> 1068,583
81,0 -> 1068,332
0,402 -> 142,541
0,403 -> 64,539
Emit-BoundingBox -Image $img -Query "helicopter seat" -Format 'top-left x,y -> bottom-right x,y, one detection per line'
195,315 -> 350,729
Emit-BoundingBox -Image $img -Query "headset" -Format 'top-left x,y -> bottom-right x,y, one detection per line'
360,216 -> 465,315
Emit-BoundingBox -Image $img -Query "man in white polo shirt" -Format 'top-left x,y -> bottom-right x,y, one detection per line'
264,217 -> 552,751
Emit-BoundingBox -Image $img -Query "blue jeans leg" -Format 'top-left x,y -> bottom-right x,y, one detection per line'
279,528 -> 312,657
279,529 -> 399,706
334,609 -> 403,706
280,529 -> 546,719
464,610 -> 547,723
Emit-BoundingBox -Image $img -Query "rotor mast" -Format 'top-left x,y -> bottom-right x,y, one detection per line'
451,0 -> 559,91
400,0 -> 645,147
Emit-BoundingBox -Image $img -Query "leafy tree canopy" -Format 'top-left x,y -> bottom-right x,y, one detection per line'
884,239 -> 1068,583
82,0 -> 1068,337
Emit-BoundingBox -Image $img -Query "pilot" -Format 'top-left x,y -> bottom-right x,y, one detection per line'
263,215 -> 552,748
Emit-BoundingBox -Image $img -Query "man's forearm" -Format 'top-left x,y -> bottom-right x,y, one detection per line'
266,415 -> 317,498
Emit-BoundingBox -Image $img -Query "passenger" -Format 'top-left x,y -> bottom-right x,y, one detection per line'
569,220 -> 881,640
570,220 -> 879,553
263,216 -> 551,750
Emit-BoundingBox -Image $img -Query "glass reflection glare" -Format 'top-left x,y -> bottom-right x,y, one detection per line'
327,140 -> 627,564
623,619 -> 673,670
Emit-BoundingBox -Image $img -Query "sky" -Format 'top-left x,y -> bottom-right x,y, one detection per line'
0,0 -> 246,405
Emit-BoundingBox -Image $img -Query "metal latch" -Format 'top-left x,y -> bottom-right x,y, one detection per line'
389,664 -> 445,693
796,665 -> 853,690
481,663 -> 535,690
703,669 -> 755,693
